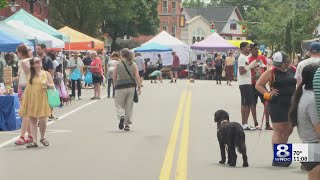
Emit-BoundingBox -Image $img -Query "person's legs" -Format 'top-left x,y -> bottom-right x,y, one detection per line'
97,81 -> 101,98
272,122 -> 290,145
15,117 -> 31,144
115,88 -> 127,129
175,71 -> 178,82
107,79 -> 112,97
29,117 -> 38,143
170,71 -> 174,82
309,165 -> 320,180
124,88 -> 135,127
39,117 -> 47,140
71,80 -> 76,98
77,79 -> 81,98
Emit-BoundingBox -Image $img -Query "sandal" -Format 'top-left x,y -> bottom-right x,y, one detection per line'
15,136 -> 25,145
25,136 -> 33,144
40,138 -> 50,147
91,97 -> 97,100
124,125 -> 130,131
26,142 -> 38,148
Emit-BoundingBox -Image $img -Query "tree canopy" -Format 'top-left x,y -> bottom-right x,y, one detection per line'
0,0 -> 7,8
50,0 -> 159,51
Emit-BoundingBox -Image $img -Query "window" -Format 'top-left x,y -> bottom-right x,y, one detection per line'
47,0 -> 50,4
192,36 -> 196,44
237,37 -> 241,40
201,37 -> 204,41
163,25 -> 167,31
230,23 -> 237,30
163,1 -> 168,14
172,1 -> 176,15
172,26 -> 176,37
44,19 -> 48,24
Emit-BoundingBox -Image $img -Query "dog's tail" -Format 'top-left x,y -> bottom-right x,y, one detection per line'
236,131 -> 247,155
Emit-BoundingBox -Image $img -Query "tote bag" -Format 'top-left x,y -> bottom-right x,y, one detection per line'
47,88 -> 61,108
84,68 -> 93,84
69,68 -> 81,80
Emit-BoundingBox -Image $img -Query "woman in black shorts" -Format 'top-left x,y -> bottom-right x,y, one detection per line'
256,52 -> 296,167
289,64 -> 320,180
88,51 -> 103,100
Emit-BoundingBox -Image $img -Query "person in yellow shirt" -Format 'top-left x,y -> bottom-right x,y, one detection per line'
225,52 -> 235,85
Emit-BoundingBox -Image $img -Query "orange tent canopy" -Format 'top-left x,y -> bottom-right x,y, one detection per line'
58,26 -> 104,50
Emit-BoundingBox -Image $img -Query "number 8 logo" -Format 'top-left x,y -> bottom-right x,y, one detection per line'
276,144 -> 290,158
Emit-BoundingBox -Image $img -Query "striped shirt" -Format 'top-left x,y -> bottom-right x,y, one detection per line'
313,68 -> 320,117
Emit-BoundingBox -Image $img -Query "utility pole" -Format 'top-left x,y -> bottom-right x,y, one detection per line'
26,0 -> 37,14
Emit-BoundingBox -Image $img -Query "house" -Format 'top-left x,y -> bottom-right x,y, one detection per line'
0,0 -> 49,23
181,6 -> 247,44
180,15 -> 211,45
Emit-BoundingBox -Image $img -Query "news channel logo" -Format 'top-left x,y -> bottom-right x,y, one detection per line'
274,144 -> 292,162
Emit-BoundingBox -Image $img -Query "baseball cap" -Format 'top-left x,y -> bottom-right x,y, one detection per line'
272,51 -> 288,67
250,42 -> 258,49
309,42 -> 320,53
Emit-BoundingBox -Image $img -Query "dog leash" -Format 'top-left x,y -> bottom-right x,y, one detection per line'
256,101 -> 268,144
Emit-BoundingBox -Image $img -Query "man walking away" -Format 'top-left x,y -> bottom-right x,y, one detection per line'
134,53 -> 145,87
170,52 -> 180,83
295,42 -> 320,86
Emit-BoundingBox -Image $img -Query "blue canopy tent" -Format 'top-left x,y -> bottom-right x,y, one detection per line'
134,42 -> 172,52
0,31 -> 33,52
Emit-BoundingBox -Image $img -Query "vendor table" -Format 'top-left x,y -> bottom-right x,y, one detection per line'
0,93 -> 22,131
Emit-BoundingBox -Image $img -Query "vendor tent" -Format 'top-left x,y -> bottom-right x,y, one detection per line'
134,42 -> 172,52
58,26 -> 104,50
191,32 -> 238,50
4,9 -> 69,42
0,31 -> 33,52
143,31 -> 190,65
5,21 -> 65,48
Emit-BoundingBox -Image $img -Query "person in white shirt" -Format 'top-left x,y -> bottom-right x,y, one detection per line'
295,42 -> 320,86
68,52 -> 84,100
238,42 -> 259,130
107,53 -> 120,98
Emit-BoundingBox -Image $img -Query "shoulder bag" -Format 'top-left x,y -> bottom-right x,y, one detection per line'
121,61 -> 139,103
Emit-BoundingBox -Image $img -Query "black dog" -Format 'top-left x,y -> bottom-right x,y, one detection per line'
214,110 -> 249,167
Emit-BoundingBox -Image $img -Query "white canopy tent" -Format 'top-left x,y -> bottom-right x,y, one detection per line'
6,20 -> 65,48
142,31 -> 190,66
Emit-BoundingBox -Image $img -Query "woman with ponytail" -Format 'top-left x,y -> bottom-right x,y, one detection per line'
256,51 -> 296,167
19,57 -> 55,148
15,44 -> 32,145
289,64 -> 320,180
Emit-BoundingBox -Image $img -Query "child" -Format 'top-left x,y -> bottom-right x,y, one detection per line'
149,70 -> 163,83
54,65 -> 68,106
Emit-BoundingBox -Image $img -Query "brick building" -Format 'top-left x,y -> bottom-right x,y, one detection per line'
158,0 -> 182,38
0,0 -> 49,22
131,0 -> 182,44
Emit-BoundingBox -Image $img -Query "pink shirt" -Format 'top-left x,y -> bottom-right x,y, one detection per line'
172,55 -> 180,68
90,57 -> 103,74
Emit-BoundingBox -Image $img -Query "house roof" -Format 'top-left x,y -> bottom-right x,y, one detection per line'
183,6 -> 241,33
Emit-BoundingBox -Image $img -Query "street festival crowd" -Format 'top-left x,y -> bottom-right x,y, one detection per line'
0,40 -> 320,178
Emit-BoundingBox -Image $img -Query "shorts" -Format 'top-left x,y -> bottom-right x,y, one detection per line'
301,162 -> 320,171
171,67 -> 179,72
92,73 -> 102,84
139,70 -> 144,77
239,84 -> 255,106
252,84 -> 265,104
269,98 -> 291,123
150,75 -> 157,80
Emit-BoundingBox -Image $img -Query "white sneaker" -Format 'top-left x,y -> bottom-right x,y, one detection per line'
242,124 -> 256,131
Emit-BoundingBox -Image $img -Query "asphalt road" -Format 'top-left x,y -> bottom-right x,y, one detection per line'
0,80 -> 307,180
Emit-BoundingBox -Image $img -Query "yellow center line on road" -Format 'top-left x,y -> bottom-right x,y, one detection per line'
175,91 -> 192,180
159,90 -> 187,180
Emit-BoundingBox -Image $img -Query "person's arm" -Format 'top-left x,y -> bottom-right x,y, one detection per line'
134,64 -> 141,89
21,59 -> 30,75
295,63 -> 302,86
46,72 -> 55,89
113,64 -> 118,82
46,60 -> 54,77
255,69 -> 278,99
314,123 -> 320,136
143,59 -> 146,72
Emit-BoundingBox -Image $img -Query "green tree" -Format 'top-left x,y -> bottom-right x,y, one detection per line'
101,0 -> 159,51
183,0 -> 206,8
0,0 -> 7,8
49,0 -> 103,37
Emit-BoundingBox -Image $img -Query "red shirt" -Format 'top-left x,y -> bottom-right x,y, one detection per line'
172,55 -> 180,68
248,55 -> 267,85
90,57 -> 103,74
